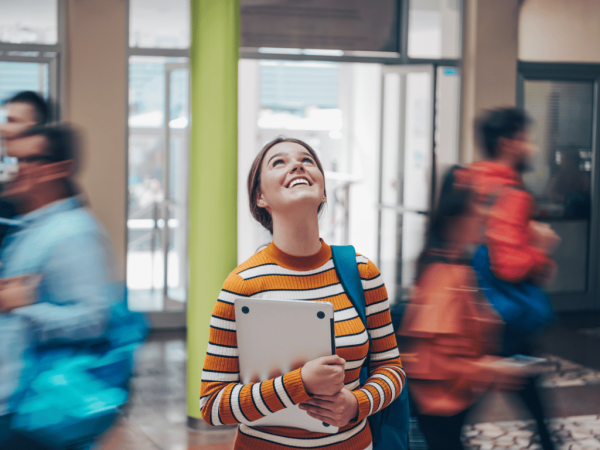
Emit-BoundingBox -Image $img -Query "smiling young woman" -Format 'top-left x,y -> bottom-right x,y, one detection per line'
199,137 -> 405,450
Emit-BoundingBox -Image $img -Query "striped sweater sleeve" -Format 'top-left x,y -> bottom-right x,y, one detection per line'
352,259 -> 406,422
199,272 -> 312,426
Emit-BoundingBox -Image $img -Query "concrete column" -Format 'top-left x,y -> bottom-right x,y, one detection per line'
63,0 -> 128,275
458,0 -> 520,163
187,0 -> 240,424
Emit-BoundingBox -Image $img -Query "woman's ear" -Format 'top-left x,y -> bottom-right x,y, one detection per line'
257,192 -> 267,208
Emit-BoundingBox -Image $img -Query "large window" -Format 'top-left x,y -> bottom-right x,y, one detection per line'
255,61 -> 350,246
238,60 -> 461,305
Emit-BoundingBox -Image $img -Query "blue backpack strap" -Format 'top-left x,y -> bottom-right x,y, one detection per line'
331,245 -> 367,324
331,245 -> 370,386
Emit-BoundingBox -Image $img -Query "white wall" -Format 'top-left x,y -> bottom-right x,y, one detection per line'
520,0 -> 600,63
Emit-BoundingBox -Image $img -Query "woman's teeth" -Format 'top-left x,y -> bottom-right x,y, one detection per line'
289,179 -> 309,188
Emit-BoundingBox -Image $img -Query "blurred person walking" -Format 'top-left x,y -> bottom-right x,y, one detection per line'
398,166 -> 523,450
0,91 -> 51,244
470,108 -> 559,450
0,125 -> 145,449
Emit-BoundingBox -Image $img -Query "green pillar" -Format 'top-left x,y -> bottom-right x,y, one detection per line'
187,0 -> 239,423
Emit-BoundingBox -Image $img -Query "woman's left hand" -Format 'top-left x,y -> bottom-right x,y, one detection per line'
298,388 -> 358,427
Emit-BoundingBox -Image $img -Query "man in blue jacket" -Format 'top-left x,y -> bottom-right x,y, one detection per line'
0,125 -> 118,449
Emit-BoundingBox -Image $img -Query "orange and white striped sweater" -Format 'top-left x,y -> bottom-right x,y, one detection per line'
200,241 -> 405,450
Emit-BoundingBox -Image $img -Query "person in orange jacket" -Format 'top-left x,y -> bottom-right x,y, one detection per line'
471,108 -> 559,286
399,166 -> 524,450
471,108 -> 559,450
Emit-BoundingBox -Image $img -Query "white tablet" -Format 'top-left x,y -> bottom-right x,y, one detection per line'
234,298 -> 338,434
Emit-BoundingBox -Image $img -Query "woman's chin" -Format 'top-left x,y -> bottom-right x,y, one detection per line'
277,195 -> 323,213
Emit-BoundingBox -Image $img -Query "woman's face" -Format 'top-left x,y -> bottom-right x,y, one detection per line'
258,141 -> 325,218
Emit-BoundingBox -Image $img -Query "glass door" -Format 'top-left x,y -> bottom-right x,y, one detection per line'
127,57 -> 189,319
377,65 -> 434,304
518,64 -> 600,311
376,64 -> 460,304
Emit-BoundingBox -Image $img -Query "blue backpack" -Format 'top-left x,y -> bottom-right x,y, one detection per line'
11,284 -> 149,449
331,245 -> 410,450
471,245 -> 554,354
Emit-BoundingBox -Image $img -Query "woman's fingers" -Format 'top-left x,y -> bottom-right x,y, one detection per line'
305,410 -> 334,425
298,403 -> 334,419
312,394 -> 337,401
301,397 -> 334,409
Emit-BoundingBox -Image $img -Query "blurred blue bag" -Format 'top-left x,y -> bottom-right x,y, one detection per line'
11,286 -> 148,449
471,245 -> 553,335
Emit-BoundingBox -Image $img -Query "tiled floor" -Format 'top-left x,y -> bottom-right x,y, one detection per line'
464,415 -> 600,450
100,332 -> 238,450
99,314 -> 600,450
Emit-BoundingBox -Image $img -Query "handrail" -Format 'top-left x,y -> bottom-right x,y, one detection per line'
375,203 -> 428,215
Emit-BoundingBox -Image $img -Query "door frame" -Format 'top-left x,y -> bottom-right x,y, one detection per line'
517,61 -> 600,311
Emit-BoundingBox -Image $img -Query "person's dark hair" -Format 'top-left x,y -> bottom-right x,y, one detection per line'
247,137 -> 327,234
415,165 -> 472,281
21,125 -> 81,196
476,107 -> 531,159
6,90 -> 50,124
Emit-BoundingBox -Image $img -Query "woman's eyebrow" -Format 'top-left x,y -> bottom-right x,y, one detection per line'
267,152 -> 285,164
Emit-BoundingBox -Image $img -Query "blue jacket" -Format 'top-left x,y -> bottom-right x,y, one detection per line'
0,196 -> 117,415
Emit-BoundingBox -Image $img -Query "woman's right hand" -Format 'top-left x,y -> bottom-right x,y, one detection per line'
301,355 -> 346,396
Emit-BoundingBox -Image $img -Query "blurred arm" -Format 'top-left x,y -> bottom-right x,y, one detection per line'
12,231 -> 114,344
486,187 -> 552,283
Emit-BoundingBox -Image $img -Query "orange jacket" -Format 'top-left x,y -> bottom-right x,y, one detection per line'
471,161 -> 552,283
399,262 -> 503,416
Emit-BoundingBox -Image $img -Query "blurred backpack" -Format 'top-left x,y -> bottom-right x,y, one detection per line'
471,245 -> 553,354
11,284 -> 148,449
471,183 -> 554,354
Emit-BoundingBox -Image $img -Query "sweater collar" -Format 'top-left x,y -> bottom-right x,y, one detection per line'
263,239 -> 332,271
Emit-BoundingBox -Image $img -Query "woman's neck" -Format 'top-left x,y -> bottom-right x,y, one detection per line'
271,210 -> 322,256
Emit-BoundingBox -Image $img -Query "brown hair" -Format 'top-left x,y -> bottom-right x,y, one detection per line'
247,137 -> 327,233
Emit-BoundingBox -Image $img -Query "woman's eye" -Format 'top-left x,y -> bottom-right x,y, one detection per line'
303,158 -> 314,164
273,159 -> 284,167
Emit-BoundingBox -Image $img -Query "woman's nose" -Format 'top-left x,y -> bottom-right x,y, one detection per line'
291,162 -> 305,172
